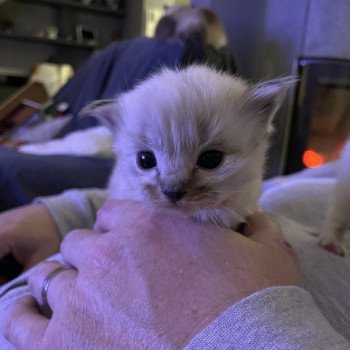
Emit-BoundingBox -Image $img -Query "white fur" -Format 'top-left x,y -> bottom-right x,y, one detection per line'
82,66 -> 291,228
19,126 -> 113,156
319,139 -> 350,255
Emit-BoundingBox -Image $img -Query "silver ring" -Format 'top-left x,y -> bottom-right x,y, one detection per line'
41,266 -> 67,311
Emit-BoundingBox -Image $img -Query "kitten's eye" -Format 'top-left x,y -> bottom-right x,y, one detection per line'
137,151 -> 157,169
197,150 -> 223,169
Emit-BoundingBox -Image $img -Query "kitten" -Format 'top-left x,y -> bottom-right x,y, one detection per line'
155,5 -> 228,50
318,139 -> 350,256
81,66 -> 293,229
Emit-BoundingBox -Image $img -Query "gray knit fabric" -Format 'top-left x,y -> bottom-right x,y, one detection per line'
185,287 -> 349,350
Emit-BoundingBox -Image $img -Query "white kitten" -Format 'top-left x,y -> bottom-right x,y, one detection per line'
318,139 -> 350,256
81,66 -> 293,228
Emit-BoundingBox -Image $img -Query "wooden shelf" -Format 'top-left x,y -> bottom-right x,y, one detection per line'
0,32 -> 97,50
12,0 -> 125,18
0,0 -> 124,69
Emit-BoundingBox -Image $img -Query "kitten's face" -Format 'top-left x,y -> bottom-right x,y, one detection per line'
82,66 -> 292,223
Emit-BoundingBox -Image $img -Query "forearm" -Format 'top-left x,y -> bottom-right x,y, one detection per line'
35,188 -> 108,239
185,286 -> 349,349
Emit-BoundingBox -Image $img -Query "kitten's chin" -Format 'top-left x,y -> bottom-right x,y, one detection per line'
158,200 -> 218,216
144,198 -> 240,228
159,200 -> 190,211
157,200 -> 248,229
151,199 -> 199,213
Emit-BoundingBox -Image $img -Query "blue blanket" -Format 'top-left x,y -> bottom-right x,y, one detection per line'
0,147 -> 114,211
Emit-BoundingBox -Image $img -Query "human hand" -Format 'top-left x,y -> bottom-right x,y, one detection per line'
4,201 -> 302,349
0,204 -> 60,284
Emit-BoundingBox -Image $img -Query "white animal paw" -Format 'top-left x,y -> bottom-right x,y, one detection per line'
318,237 -> 345,257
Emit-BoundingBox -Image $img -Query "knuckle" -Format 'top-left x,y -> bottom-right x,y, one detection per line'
96,199 -> 128,220
89,236 -> 120,269
61,229 -> 87,250
27,261 -> 60,285
27,264 -> 44,287
103,200 -> 151,223
3,298 -> 25,341
3,314 -> 13,341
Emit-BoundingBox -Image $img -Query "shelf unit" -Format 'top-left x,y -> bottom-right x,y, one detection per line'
0,31 -> 97,50
0,0 -> 125,70
3,0 -> 126,49
12,0 -> 125,18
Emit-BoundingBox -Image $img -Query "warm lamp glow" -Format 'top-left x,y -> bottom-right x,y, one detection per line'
302,149 -> 324,168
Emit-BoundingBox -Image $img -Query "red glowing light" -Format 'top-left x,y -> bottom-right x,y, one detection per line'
302,149 -> 324,168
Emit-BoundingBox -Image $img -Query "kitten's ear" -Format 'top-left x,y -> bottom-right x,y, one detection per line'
79,99 -> 119,133
248,76 -> 297,125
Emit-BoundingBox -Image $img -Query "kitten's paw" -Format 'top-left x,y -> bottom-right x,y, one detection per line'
318,237 -> 345,257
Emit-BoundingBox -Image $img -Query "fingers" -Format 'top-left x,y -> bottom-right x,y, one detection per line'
244,211 -> 285,246
60,229 -> 105,268
94,200 -> 153,233
3,296 -> 48,350
28,260 -> 77,314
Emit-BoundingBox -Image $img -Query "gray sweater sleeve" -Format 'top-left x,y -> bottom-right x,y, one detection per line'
185,286 -> 349,350
1,285 -> 346,350
35,188 -> 108,239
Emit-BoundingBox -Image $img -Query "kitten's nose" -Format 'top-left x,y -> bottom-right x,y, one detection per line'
163,190 -> 187,202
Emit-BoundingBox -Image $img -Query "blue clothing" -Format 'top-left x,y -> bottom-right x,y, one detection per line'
0,147 -> 114,211
55,37 -> 187,134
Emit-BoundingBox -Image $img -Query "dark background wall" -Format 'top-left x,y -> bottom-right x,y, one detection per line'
193,0 -> 350,176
